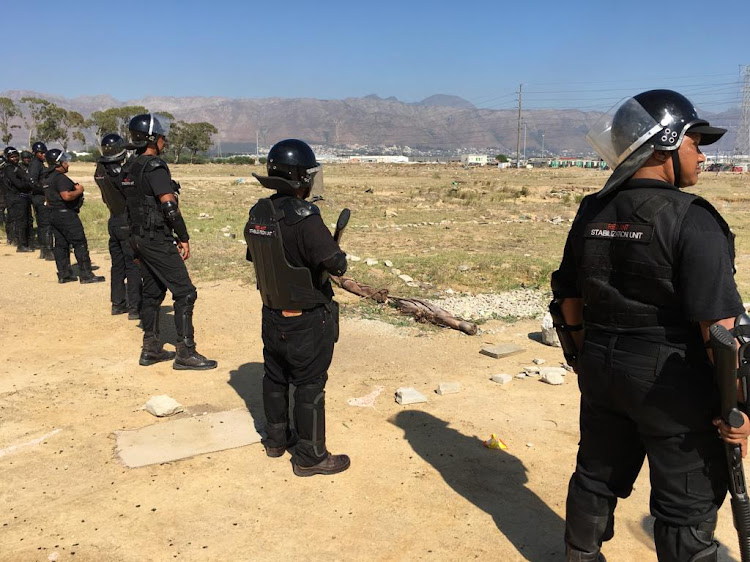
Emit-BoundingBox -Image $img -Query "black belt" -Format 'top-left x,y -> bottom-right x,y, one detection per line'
586,333 -> 661,358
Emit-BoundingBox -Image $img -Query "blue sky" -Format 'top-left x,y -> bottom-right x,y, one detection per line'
3,0 -> 747,111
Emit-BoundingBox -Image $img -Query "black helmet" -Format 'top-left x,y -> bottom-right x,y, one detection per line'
128,113 -> 167,146
20,150 -> 33,160
588,89 -> 726,196
267,139 -> 320,186
4,146 -> 19,159
100,133 -> 128,162
32,141 -> 47,154
45,149 -> 69,167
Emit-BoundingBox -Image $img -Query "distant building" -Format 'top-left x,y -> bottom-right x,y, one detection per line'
348,155 -> 409,163
549,157 -> 605,169
460,154 -> 488,166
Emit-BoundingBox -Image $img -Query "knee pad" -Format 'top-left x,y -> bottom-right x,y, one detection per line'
654,516 -> 718,562
565,476 -> 616,553
185,290 -> 197,307
294,379 -> 327,458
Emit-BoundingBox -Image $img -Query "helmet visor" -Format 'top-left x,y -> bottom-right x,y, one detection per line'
149,114 -> 171,139
586,97 -> 663,169
56,152 -> 71,164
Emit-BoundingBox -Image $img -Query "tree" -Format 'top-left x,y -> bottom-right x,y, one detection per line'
87,105 -> 149,143
20,97 -> 52,146
495,154 -> 509,163
0,97 -> 20,145
183,122 -> 218,164
167,120 -> 189,163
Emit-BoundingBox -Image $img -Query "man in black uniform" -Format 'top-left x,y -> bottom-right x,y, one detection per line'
552,90 -> 750,561
123,114 -> 216,370
0,154 -> 7,236
244,139 -> 350,477
42,149 -> 105,284
2,146 -> 34,252
27,141 -> 54,260
94,133 -> 142,319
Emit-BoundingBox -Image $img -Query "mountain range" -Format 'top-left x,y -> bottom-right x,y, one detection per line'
0,90 -> 740,155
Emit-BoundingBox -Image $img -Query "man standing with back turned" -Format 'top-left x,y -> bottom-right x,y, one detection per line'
244,139 -> 350,477
551,89 -> 750,561
122,114 -> 216,370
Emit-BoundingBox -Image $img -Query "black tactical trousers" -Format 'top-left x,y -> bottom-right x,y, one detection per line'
8,194 -> 31,247
566,333 -> 727,561
31,194 -> 52,249
108,217 -> 141,312
261,304 -> 336,467
133,232 -> 197,345
49,209 -> 92,279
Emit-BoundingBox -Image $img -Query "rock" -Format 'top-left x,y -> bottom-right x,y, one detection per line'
541,312 -> 560,347
220,225 -> 231,232
144,395 -> 184,417
197,212 -> 213,220
384,209 -> 398,218
540,367 -> 567,378
365,258 -> 378,266
395,387 -> 428,405
526,443 -> 534,448
435,382 -> 461,395
398,274 -> 413,283
458,265 -> 470,272
522,365 -> 541,374
515,373 -> 527,379
480,343 -> 524,359
223,232 -> 231,237
446,288 -> 455,295
348,255 -> 361,262
561,363 -> 574,372
491,374 -> 513,385
541,371 -> 565,385
384,260 -> 393,267
391,268 -> 402,275
532,358 -> 546,365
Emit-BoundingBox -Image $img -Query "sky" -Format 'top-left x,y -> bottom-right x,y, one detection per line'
2,0 -> 748,112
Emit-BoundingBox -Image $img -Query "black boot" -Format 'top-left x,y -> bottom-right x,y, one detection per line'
58,274 -> 78,284
139,338 -> 176,366
79,258 -> 105,284
173,341 -> 217,370
292,453 -> 351,477
16,245 -> 33,253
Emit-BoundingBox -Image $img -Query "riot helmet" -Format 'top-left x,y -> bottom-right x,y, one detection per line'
4,146 -> 19,160
20,150 -> 33,162
32,141 -> 47,155
128,113 -> 169,148
267,139 -> 320,185
46,149 -> 70,168
587,89 -> 726,196
100,133 -> 128,162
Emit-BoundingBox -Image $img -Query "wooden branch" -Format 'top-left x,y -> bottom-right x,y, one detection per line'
331,275 -> 477,335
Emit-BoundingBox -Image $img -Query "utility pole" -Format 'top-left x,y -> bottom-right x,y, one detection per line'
541,132 -> 545,158
736,65 -> 750,165
523,121 -> 527,163
516,84 -> 523,168
256,130 -> 260,157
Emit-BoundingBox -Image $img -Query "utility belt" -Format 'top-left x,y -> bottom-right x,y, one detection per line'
585,331 -> 694,356
265,301 -> 340,341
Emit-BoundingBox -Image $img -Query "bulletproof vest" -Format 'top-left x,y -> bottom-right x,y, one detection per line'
94,162 -> 127,217
577,181 -> 734,338
244,197 -> 331,310
121,154 -> 167,236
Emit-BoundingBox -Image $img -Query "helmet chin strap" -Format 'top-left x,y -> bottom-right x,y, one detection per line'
671,150 -> 681,187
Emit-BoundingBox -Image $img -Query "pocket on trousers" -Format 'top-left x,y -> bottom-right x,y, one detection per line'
285,327 -> 315,369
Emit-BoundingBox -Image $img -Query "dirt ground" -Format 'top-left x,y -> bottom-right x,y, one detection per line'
0,246 -> 743,562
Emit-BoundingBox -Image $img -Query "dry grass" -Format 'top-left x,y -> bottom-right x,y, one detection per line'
68,162 -> 750,302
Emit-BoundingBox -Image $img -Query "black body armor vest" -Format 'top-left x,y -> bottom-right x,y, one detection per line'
244,197 -> 330,310
576,181 -> 734,339
121,154 -> 167,236
94,162 -> 127,217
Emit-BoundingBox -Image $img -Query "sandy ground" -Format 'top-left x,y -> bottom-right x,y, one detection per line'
0,247 -> 744,562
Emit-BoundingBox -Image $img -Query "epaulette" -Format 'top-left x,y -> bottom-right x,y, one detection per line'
146,157 -> 168,171
280,198 -> 320,225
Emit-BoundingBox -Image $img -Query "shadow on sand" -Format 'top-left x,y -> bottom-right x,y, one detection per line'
392,410 -> 564,561
227,362 -> 266,432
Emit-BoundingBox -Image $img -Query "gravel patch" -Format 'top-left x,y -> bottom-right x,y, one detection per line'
434,289 -> 547,320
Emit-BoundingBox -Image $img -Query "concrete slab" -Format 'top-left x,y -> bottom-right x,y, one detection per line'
115,409 -> 261,468
480,343 -> 524,359
395,387 -> 428,405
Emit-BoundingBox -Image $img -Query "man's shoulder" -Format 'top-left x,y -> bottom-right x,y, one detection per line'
280,198 -> 321,224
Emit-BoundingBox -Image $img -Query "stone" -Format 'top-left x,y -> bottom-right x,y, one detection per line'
435,382 -> 461,395
541,371 -> 565,385
398,274 -> 413,283
532,358 -> 546,365
523,365 -> 541,374
540,367 -> 567,378
490,374 -> 513,385
384,260 -> 393,267
458,265 -> 470,272
384,209 -> 398,218
515,373 -> 527,379
395,387 -> 428,405
365,258 -> 378,266
391,268 -> 401,275
480,343 -> 524,359
347,255 -> 361,262
541,312 -> 560,347
143,395 -> 184,417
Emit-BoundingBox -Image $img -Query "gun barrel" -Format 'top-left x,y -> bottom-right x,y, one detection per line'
709,324 -> 743,428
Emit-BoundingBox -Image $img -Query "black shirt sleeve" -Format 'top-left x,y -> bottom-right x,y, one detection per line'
55,174 -> 76,194
144,167 -> 173,198
676,203 -> 744,322
299,214 -> 343,269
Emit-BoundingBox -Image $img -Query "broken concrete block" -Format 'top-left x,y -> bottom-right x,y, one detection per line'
365,258 -> 378,266
480,343 -> 524,359
515,373 -> 527,379
395,387 -> 428,405
144,395 -> 184,417
398,274 -> 413,283
532,358 -> 546,365
490,374 -> 513,385
540,367 -> 567,378
435,382 -> 461,395
541,312 -> 561,347
522,365 -> 541,374
541,371 -> 565,385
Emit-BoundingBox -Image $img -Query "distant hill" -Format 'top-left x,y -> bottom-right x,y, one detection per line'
0,90 -> 738,155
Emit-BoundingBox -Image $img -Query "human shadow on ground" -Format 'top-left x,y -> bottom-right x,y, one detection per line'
392,410 -> 564,561
228,362 -> 266,433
